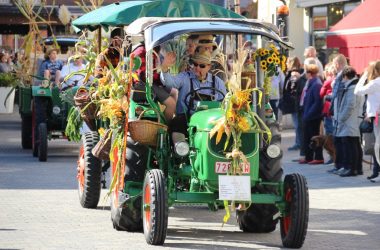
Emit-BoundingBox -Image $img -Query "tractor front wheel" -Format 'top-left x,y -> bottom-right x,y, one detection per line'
143,169 -> 168,245
77,131 -> 102,208
280,173 -> 309,248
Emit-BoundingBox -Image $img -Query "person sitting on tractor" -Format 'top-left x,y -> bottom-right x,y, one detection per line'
38,47 -> 63,86
195,34 -> 226,81
160,50 -> 226,144
179,34 -> 199,72
60,56 -> 86,90
131,43 -> 177,122
94,28 -> 123,78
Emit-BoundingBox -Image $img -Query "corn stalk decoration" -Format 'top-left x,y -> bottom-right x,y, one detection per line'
14,0 -> 59,86
209,45 -> 275,225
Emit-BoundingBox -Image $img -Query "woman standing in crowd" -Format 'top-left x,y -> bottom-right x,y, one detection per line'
333,66 -> 363,177
280,56 -> 303,151
319,62 -> 337,164
354,60 -> 380,182
299,62 -> 324,164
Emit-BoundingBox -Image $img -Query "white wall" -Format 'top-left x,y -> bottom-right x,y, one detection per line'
288,0 -> 309,60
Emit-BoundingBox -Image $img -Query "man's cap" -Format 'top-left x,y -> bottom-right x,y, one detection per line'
192,50 -> 212,65
196,34 -> 217,50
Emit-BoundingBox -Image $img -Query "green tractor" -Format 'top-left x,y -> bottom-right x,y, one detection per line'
19,37 -> 80,162
110,18 -> 309,248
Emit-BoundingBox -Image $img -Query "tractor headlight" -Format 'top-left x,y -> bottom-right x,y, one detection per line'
266,144 -> 281,158
174,141 -> 190,157
52,106 -> 61,115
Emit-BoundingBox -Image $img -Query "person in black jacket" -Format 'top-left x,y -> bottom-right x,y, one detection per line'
299,63 -> 324,164
280,56 -> 303,151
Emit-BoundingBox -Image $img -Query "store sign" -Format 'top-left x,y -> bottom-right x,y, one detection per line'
313,16 -> 328,30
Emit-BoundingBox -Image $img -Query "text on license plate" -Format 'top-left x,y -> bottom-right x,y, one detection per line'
215,162 -> 250,174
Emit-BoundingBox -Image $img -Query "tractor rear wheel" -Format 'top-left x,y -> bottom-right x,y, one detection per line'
77,131 -> 102,208
110,137 -> 147,231
237,122 -> 283,233
143,169 -> 168,245
21,114 -> 32,149
280,173 -> 309,248
38,123 -> 48,162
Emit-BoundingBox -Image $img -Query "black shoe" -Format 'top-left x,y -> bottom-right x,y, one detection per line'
367,174 -> 379,180
340,169 -> 357,177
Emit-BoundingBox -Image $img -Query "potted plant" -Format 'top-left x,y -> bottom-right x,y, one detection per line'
0,72 -> 19,113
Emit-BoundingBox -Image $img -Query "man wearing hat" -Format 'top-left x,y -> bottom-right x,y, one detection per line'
195,34 -> 226,81
38,47 -> 63,86
161,50 -> 226,144
60,56 -> 86,90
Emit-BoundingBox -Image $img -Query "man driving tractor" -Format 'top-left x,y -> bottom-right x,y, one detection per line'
160,50 -> 226,144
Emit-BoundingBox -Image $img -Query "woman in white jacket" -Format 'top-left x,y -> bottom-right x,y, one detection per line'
354,60 -> 380,182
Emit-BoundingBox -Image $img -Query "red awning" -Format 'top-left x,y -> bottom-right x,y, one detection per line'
326,0 -> 380,73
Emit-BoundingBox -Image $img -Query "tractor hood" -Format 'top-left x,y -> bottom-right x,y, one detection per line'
188,108 -> 224,131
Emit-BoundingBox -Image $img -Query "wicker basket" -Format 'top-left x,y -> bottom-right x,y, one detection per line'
129,109 -> 167,147
74,88 -> 97,130
241,72 -> 256,90
92,129 -> 112,160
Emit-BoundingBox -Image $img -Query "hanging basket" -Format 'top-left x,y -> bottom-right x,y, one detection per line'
129,108 -> 167,147
92,129 -> 112,160
74,88 -> 97,130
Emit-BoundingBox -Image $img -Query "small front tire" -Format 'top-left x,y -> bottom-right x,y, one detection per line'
143,169 -> 168,245
280,173 -> 309,248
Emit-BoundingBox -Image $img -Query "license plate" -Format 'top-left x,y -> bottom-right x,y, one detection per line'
215,162 -> 250,174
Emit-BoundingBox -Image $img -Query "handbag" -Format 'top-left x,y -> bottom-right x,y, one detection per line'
359,119 -> 373,133
362,131 -> 375,155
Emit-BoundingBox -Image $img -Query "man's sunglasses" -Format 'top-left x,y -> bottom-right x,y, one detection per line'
193,62 -> 207,69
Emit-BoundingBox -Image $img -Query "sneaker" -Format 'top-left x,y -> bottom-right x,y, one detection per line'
334,168 -> 346,175
327,167 -> 340,173
367,174 -> 379,180
324,159 -> 334,165
370,176 -> 380,183
288,145 -> 300,151
308,160 -> 324,165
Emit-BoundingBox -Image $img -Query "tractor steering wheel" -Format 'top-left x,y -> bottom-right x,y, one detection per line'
183,87 -> 226,112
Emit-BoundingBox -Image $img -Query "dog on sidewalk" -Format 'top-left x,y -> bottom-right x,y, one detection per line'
310,135 -> 335,162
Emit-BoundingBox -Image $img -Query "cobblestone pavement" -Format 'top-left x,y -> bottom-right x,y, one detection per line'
0,110 -> 379,249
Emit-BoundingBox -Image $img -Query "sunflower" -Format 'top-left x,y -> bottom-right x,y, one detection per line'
267,57 -> 274,64
260,60 -> 267,68
263,49 -> 269,55
262,66 -> 268,71
272,53 -> 278,59
275,58 -> 280,64
259,49 -> 266,56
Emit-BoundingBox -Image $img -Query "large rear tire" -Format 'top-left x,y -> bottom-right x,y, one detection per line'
21,114 -> 32,149
280,173 -> 309,248
77,131 -> 102,208
237,122 -> 283,233
143,169 -> 168,245
110,137 -> 147,231
38,123 -> 48,162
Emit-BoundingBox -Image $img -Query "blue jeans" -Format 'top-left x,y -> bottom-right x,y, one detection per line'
291,112 -> 301,147
324,116 -> 334,135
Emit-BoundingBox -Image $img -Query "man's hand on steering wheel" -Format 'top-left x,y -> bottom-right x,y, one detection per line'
183,87 -> 225,111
